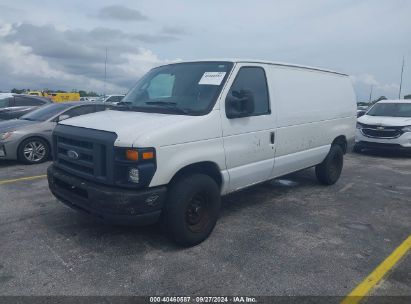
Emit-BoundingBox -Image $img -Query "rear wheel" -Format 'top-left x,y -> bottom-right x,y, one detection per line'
315,145 -> 344,185
18,137 -> 50,164
164,174 -> 221,246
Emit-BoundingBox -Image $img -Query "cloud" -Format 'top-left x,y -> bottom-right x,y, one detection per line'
350,74 -> 379,87
161,26 -> 189,36
1,0 -> 410,99
351,73 -> 401,100
97,5 -> 148,21
0,21 -> 178,93
4,23 -> 177,63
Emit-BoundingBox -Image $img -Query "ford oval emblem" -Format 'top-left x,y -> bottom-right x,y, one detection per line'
67,150 -> 79,160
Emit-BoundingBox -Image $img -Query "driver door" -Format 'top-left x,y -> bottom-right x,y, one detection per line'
220,64 -> 276,192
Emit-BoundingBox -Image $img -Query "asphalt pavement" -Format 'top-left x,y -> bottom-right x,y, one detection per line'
0,152 -> 410,299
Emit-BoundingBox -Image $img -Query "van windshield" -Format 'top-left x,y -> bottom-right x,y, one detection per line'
367,103 -> 411,117
118,61 -> 233,115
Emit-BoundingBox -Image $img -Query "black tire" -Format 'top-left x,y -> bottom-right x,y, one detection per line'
18,137 -> 50,164
315,145 -> 344,185
164,174 -> 221,247
353,144 -> 362,153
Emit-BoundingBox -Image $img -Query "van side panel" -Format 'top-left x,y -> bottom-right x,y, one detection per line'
267,66 -> 356,178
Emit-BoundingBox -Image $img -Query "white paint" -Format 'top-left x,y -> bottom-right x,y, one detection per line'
60,59 -> 357,194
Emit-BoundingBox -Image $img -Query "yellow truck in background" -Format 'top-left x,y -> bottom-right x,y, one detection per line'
27,91 -> 80,103
48,92 -> 80,103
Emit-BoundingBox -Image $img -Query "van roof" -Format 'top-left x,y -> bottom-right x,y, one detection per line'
172,59 -> 348,76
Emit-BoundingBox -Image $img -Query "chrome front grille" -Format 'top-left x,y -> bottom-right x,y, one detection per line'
360,124 -> 403,139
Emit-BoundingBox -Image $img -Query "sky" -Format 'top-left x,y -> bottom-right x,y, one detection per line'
0,0 -> 410,101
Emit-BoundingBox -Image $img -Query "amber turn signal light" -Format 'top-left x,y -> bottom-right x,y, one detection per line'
126,149 -> 139,161
142,151 -> 154,160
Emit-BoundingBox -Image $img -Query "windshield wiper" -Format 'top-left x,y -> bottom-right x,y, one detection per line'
116,101 -> 132,106
145,101 -> 190,114
145,101 -> 177,106
111,101 -> 191,115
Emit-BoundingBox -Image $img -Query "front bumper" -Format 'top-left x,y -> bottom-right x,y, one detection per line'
47,165 -> 167,225
355,129 -> 411,149
0,144 -> 5,158
0,140 -> 19,160
355,141 -> 411,152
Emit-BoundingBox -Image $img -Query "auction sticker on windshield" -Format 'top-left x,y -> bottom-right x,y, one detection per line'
198,72 -> 226,85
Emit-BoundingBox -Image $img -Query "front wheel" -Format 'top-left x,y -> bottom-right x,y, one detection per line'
164,174 -> 221,247
315,145 -> 344,185
18,137 -> 50,164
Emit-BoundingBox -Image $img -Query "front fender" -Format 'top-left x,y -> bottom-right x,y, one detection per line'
149,138 -> 227,189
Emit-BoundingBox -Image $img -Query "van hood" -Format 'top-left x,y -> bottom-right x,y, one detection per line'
59,109 -> 221,147
358,115 -> 411,127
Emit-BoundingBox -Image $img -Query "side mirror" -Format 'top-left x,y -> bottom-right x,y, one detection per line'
58,114 -> 70,121
225,90 -> 255,119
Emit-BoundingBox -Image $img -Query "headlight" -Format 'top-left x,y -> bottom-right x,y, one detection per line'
402,126 -> 411,132
0,131 -> 13,140
128,168 -> 140,183
114,147 -> 156,187
356,123 -> 363,129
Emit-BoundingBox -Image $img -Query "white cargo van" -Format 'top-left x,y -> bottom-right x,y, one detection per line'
47,60 -> 356,246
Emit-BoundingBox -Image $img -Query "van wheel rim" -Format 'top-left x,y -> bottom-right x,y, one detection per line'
186,192 -> 210,232
23,141 -> 46,162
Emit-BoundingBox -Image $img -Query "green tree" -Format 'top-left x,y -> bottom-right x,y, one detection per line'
78,90 -> 87,97
11,88 -> 25,94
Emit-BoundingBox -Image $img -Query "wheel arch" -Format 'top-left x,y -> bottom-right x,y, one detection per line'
169,161 -> 223,189
332,135 -> 348,154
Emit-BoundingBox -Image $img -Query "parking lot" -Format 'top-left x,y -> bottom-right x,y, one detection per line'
0,151 -> 410,300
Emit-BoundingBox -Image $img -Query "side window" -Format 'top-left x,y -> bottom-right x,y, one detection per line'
0,97 -> 10,108
63,105 -> 96,118
147,74 -> 175,99
107,96 -> 123,103
226,67 -> 270,117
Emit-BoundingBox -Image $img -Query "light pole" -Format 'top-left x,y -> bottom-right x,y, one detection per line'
399,56 -> 405,99
369,85 -> 373,103
103,47 -> 107,97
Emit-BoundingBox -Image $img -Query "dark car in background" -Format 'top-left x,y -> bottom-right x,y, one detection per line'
0,94 -> 52,120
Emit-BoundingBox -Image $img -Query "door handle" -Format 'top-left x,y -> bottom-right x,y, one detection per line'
270,132 -> 275,144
